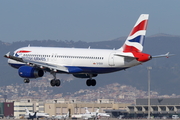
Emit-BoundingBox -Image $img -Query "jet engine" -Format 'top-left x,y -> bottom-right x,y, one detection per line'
18,66 -> 44,78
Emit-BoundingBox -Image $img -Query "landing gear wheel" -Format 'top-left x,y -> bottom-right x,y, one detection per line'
24,78 -> 30,83
86,79 -> 96,86
50,79 -> 56,87
55,79 -> 61,86
50,71 -> 61,87
50,79 -> 61,87
86,79 -> 91,86
91,79 -> 96,86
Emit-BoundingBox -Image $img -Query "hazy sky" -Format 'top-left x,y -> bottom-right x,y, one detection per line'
0,0 -> 180,42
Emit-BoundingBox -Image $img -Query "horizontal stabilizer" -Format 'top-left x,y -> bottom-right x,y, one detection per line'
152,52 -> 174,58
114,53 -> 135,58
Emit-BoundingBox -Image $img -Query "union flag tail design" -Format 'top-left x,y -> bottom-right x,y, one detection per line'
119,14 -> 149,52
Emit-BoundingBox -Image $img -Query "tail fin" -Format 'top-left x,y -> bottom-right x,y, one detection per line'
33,112 -> 37,118
66,111 -> 69,118
119,14 -> 149,52
85,107 -> 90,114
25,108 -> 30,114
95,108 -> 99,113
29,112 -> 37,119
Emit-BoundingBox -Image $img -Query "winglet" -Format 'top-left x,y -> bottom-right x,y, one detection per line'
4,52 -> 10,58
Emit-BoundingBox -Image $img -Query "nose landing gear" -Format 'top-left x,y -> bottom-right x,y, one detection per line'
24,78 -> 30,83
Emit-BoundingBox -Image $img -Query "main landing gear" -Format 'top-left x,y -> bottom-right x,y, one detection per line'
50,72 -> 61,87
86,74 -> 97,86
86,79 -> 96,86
50,79 -> 60,87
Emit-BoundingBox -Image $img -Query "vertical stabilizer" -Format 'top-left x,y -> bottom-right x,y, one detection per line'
66,111 -> 69,118
95,108 -> 99,113
85,107 -> 91,114
25,108 -> 30,114
119,14 -> 149,52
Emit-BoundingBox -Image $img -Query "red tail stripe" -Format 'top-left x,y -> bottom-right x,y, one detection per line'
123,45 -> 140,52
129,20 -> 148,36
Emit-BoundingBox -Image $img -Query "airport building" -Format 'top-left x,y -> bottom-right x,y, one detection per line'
0,102 -> 14,118
1,98 -> 180,118
0,99 -> 45,118
105,98 -> 180,118
0,99 -> 129,118
44,99 -> 129,116
13,99 -> 45,117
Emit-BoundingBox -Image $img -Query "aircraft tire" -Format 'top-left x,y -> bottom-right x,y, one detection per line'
91,79 -> 96,86
24,78 -> 30,83
50,79 -> 56,87
55,79 -> 61,86
86,79 -> 91,86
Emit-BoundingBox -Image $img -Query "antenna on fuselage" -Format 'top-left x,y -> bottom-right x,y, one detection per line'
88,46 -> 91,49
28,44 -> 31,47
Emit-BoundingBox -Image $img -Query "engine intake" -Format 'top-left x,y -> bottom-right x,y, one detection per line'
18,66 -> 44,78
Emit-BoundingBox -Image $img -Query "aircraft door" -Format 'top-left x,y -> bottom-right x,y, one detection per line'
108,53 -> 115,66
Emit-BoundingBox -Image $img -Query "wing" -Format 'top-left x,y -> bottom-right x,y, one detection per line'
4,52 -> 69,73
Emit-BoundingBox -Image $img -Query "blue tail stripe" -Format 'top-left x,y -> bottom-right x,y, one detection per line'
128,35 -> 145,46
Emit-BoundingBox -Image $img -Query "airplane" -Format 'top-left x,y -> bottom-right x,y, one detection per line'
71,108 -> 95,119
71,114 -> 83,119
24,108 -> 50,120
4,14 -> 172,87
81,113 -> 94,120
53,111 -> 69,120
72,114 -> 94,120
85,107 -> 110,118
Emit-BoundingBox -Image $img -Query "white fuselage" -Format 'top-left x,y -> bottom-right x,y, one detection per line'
9,46 -> 141,74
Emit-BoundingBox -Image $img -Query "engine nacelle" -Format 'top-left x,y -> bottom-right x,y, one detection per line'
73,74 -> 98,78
18,66 -> 44,78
